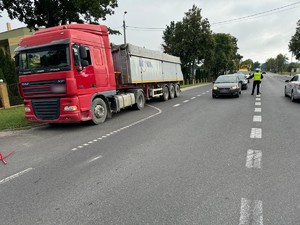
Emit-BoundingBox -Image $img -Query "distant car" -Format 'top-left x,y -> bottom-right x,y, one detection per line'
234,73 -> 248,90
262,71 -> 266,74
284,74 -> 300,102
212,75 -> 241,98
238,70 -> 251,83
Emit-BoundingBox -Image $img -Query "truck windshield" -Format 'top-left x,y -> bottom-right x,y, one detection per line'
17,44 -> 71,75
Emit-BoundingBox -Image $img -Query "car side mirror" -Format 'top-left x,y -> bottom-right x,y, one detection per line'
285,80 -> 290,83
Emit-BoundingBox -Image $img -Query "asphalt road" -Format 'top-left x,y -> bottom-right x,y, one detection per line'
0,74 -> 300,225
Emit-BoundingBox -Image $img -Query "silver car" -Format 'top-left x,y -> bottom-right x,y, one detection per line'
284,74 -> 300,102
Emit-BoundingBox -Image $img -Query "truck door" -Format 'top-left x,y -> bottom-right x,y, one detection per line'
72,44 -> 96,91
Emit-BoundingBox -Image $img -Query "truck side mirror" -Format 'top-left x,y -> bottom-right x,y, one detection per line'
79,46 -> 87,59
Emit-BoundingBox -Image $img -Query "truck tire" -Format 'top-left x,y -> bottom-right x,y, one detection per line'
174,84 -> 180,97
161,85 -> 169,101
169,84 -> 175,99
91,98 -> 107,125
134,91 -> 145,110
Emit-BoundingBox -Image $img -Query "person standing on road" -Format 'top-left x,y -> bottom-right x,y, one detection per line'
247,68 -> 263,95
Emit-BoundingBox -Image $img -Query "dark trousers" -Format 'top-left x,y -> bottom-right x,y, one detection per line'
251,80 -> 261,95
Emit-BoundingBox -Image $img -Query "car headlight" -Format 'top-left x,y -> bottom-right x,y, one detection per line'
213,86 -> 218,90
231,86 -> 238,90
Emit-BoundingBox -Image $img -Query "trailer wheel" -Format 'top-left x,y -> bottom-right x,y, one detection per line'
91,98 -> 107,125
134,91 -> 145,110
161,85 -> 169,101
169,84 -> 175,99
174,84 -> 180,97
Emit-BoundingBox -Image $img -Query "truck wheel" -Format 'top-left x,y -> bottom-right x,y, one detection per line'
174,84 -> 180,97
134,91 -> 145,110
169,84 -> 175,99
161,85 -> 169,101
91,98 -> 107,124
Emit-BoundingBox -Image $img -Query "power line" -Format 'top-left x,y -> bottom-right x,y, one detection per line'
116,2 -> 300,31
211,1 -> 300,25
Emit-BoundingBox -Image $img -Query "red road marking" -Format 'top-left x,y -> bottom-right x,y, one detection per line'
0,151 -> 15,165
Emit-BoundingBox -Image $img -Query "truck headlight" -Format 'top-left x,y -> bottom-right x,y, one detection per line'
64,106 -> 77,111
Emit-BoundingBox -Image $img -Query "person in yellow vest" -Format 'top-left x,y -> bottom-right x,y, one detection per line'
247,68 -> 264,95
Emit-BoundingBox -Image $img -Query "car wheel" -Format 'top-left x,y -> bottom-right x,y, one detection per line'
291,90 -> 295,102
284,87 -> 288,97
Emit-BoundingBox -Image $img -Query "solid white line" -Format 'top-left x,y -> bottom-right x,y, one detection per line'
256,98 -> 261,101
0,168 -> 33,185
246,150 -> 262,168
173,104 -> 181,107
183,100 -> 189,103
88,155 -> 103,163
253,115 -> 262,122
250,128 -> 262,139
255,102 -> 261,106
239,198 -> 263,225
254,108 -> 261,113
191,97 -> 196,100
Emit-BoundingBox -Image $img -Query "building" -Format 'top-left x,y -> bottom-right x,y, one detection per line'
0,23 -> 34,58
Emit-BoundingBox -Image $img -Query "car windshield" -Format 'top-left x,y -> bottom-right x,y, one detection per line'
215,76 -> 237,83
16,44 -> 71,75
236,74 -> 246,79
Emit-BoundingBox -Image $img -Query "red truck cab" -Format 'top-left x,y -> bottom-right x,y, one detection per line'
16,24 -> 116,124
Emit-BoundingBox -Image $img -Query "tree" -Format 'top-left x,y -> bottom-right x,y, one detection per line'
211,33 -> 240,76
1,0 -> 118,30
253,61 -> 260,70
289,19 -> 300,60
276,54 -> 288,73
0,49 -> 18,85
162,5 -> 213,82
265,58 -> 276,72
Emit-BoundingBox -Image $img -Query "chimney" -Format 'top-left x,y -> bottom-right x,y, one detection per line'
6,23 -> 11,31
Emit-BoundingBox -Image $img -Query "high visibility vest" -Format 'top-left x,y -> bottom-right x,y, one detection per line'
254,72 -> 261,81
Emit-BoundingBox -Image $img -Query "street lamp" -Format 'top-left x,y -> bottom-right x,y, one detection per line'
123,11 -> 127,45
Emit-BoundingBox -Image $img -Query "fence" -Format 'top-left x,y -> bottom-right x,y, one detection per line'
0,82 -> 23,108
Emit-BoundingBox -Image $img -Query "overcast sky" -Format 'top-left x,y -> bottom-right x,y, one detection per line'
1,0 -> 299,63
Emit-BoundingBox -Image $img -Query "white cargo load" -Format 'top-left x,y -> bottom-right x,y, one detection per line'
112,44 -> 183,84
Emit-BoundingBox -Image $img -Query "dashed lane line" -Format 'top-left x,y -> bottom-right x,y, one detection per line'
254,108 -> 261,113
239,198 -> 263,225
72,104 -> 162,151
250,128 -> 262,139
173,104 -> 181,107
0,168 -> 34,185
253,115 -> 262,122
255,102 -> 261,106
183,100 -> 190,103
246,150 -> 262,169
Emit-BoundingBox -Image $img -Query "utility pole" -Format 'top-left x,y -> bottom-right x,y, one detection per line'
123,11 -> 127,45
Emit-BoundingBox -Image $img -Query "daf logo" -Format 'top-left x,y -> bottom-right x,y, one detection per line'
22,82 -> 30,86
57,80 -> 65,83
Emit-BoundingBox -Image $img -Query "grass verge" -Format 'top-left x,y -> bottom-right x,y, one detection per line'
0,106 -> 36,131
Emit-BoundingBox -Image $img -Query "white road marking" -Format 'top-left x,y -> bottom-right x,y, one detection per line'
71,104 -> 162,151
256,95 -> 261,97
254,108 -> 261,113
88,155 -> 103,163
250,128 -> 262,139
253,115 -> 262,122
202,92 -> 206,94
246,150 -> 262,168
173,104 -> 181,107
191,97 -> 196,100
256,98 -> 261,101
206,90 -> 210,92
0,168 -> 33,185
255,102 -> 261,106
239,198 -> 263,225
197,95 -> 201,97
183,100 -> 189,103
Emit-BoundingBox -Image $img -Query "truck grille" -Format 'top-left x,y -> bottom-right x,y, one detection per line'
32,98 -> 60,120
22,80 -> 66,97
